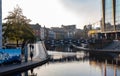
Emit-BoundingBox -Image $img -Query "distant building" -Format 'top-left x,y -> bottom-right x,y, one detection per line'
29,24 -> 41,40
74,29 -> 83,39
61,25 -> 76,30
40,27 -> 45,40
51,27 -> 65,40
48,29 -> 56,39
83,24 -> 93,39
86,24 -> 92,30
61,25 -> 77,39
43,25 -> 80,40
43,27 -> 49,40
39,27 -> 56,40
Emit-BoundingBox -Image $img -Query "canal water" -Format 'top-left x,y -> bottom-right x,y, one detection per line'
20,45 -> 120,76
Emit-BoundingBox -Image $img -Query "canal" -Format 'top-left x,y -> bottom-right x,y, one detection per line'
16,45 -> 120,76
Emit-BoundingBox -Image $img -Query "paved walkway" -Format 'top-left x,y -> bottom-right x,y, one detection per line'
0,41 -> 49,76
0,58 -> 49,76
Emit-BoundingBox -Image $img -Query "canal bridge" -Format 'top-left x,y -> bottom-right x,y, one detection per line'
45,39 -> 83,45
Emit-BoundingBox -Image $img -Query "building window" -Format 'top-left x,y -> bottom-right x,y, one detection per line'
105,0 -> 113,31
116,0 -> 120,30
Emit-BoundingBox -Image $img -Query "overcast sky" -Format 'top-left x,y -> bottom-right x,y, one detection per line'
2,0 -> 101,29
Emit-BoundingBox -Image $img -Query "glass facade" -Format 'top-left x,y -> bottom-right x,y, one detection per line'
102,0 -> 120,39
116,0 -> 120,30
105,0 -> 114,31
104,0 -> 120,31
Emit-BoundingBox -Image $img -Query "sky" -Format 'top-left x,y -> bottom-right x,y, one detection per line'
2,0 -> 101,29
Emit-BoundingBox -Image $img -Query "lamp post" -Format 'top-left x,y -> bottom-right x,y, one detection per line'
0,0 -> 2,49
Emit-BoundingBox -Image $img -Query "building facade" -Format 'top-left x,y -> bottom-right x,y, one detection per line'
102,0 -> 120,39
51,27 -> 65,40
40,27 -> 45,40
62,25 -> 76,39
48,29 -> 55,39
116,0 -> 120,30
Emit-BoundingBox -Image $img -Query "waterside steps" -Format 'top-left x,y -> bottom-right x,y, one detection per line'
72,40 -> 120,53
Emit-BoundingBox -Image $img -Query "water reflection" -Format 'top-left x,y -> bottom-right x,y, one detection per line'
24,51 -> 120,76
49,52 -> 89,63
15,45 -> 120,76
29,69 -> 37,76
46,44 -> 76,52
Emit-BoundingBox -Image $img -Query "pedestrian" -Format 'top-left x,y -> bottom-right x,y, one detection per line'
31,44 -> 34,51
30,51 -> 33,61
29,43 -> 32,51
31,69 -> 33,74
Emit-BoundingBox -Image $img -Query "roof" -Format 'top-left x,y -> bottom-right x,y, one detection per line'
29,24 -> 41,30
